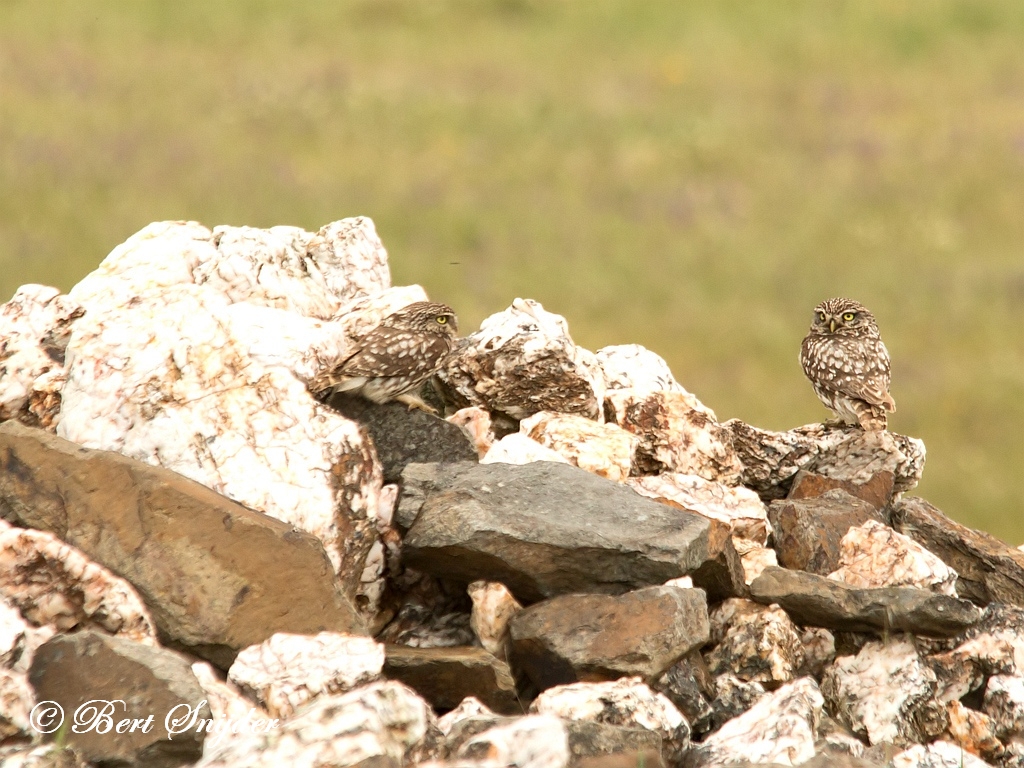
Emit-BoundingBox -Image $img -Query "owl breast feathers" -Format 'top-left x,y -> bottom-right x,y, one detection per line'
313,301 -> 458,410
800,297 -> 895,431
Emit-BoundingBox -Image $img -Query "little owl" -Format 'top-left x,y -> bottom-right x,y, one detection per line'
314,301 -> 458,412
800,297 -> 895,431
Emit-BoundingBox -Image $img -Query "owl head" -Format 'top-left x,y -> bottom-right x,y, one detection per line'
808,297 -> 880,337
389,301 -> 459,339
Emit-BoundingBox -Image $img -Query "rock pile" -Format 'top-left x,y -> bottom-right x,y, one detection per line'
1,218 -> 1023,768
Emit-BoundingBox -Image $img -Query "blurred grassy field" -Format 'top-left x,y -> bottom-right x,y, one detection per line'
3,0 -> 1024,544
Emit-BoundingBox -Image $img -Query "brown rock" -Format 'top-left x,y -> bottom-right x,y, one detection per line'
0,421 -> 365,668
787,469 -> 895,512
653,651 -> 716,735
383,645 -> 521,715
892,496 -> 1024,607
29,630 -> 210,768
509,586 -> 710,691
688,518 -> 748,601
768,490 -> 884,575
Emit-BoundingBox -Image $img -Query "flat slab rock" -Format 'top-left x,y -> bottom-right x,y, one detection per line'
29,630 -> 210,768
509,585 -> 710,689
893,496 -> 1024,607
383,644 -> 520,715
327,396 -> 478,484
724,421 -> 926,501
749,567 -> 981,637
397,461 -> 714,603
0,421 -> 365,668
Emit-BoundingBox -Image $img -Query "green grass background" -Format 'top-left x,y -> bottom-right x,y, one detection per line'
3,1 -> 1023,544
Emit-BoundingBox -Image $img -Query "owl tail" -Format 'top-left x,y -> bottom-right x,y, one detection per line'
854,401 -> 889,431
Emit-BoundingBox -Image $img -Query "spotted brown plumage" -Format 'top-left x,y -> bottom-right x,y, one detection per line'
314,301 -> 458,412
800,297 -> 895,431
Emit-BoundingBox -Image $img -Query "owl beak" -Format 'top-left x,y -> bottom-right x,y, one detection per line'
829,318 -> 836,333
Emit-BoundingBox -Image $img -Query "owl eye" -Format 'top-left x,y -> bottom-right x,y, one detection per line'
436,316 -> 448,324
816,312 -> 826,323
842,312 -> 856,322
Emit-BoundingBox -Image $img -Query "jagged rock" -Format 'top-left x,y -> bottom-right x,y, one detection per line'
509,585 -> 709,689
653,651 -> 716,736
594,345 -> 687,397
892,497 -> 1024,607
447,407 -> 495,458
706,674 -> 766,733
481,433 -> 574,466
0,284 -> 84,429
891,741 -> 996,768
799,627 -> 837,678
941,700 -> 1005,766
628,473 -> 770,544
530,678 -> 690,764
706,598 -> 805,685
227,633 -> 384,719
928,630 -> 1015,704
0,421 -> 365,667
686,519 -> 748,602
0,518 -> 155,644
768,490 -> 884,574
0,595 -> 47,672
29,630 -> 210,768
436,696 -> 496,736
439,299 -> 605,420
468,581 -> 522,656
44,220 -> 437,590
520,412 -> 636,482
0,668 -> 33,741
398,461 -> 715,603
605,391 -> 741,483
749,567 -> 981,637
327,397 -> 478,484
383,645 -> 520,714
191,660 -> 272,724
983,674 -> 1024,743
732,538 -> 779,585
724,421 -> 925,500
829,520 -> 958,596
567,721 -> 663,765
196,680 -> 435,768
821,637 -> 946,746
455,715 -> 570,768
683,677 -> 824,768
787,469 -> 895,512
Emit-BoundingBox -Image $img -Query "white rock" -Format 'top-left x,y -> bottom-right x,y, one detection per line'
468,581 -> 523,656
687,677 -> 824,768
891,740 -> 995,768
228,633 -> 385,720
530,677 -> 689,762
56,220 -> 405,579
457,715 -> 569,768
197,680 -> 434,768
441,299 -> 605,421
983,674 -> 1024,743
0,284 -> 83,428
828,519 -> 958,596
436,696 -> 495,736
706,599 -> 804,685
192,661 -> 271,726
448,407 -> 495,458
731,537 -> 779,584
0,519 -> 156,644
821,637 -> 940,746
595,344 -> 686,396
606,391 -> 741,483
481,434 -> 572,466
520,411 -> 636,482
0,668 -> 33,742
627,473 -> 769,544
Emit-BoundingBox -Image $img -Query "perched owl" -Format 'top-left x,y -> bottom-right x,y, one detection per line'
314,301 -> 458,412
800,297 -> 896,431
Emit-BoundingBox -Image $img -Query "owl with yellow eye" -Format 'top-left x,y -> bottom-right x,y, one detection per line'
800,297 -> 895,431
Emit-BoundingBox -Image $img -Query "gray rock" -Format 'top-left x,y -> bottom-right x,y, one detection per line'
749,566 -> 982,637
326,395 -> 478,484
0,421 -> 365,668
383,645 -> 521,714
399,461 -> 714,603
768,490 -> 885,575
653,651 -> 716,736
29,631 -> 209,768
509,586 -> 709,690
892,496 -> 1024,607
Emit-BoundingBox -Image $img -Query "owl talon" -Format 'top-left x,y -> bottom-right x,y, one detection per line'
396,393 -> 437,415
